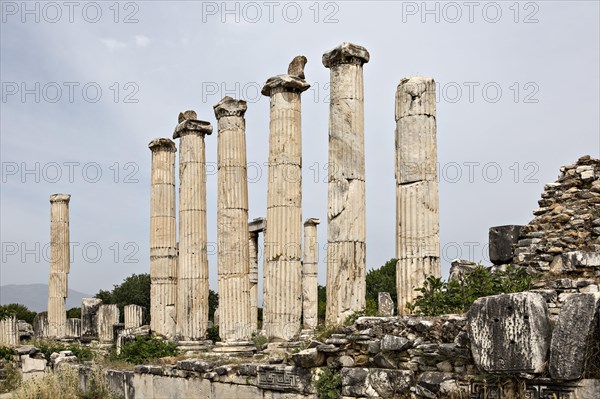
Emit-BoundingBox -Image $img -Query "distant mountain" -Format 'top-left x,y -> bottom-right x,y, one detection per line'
0,284 -> 92,312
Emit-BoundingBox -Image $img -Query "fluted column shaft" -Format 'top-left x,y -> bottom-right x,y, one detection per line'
125,304 -> 145,329
214,97 -> 252,342
173,112 -> 212,340
395,77 -> 440,314
302,218 -> 320,330
48,193 -> 70,338
249,231 -> 259,333
149,138 -> 177,338
323,43 -> 370,324
262,73 -> 310,340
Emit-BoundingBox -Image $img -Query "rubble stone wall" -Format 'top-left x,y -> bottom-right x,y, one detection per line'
94,291 -> 599,399
514,155 -> 600,275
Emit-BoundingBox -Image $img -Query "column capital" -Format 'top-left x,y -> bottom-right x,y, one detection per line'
304,218 -> 320,226
261,74 -> 310,96
213,96 -> 247,119
173,110 -> 212,139
322,42 -> 370,68
249,217 -> 267,233
50,194 -> 71,203
148,137 -> 177,152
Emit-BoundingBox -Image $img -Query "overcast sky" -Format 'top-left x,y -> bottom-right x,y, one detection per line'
1,1 -> 599,303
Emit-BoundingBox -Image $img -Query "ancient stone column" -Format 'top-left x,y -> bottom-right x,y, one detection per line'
302,218 -> 320,330
173,111 -> 212,340
81,298 -> 102,339
248,217 -> 266,333
48,193 -> 71,338
262,56 -> 309,340
0,315 -> 18,346
323,43 -> 369,324
214,96 -> 252,342
395,77 -> 440,314
98,304 -> 119,342
149,138 -> 178,338
248,233 -> 259,333
125,305 -> 145,329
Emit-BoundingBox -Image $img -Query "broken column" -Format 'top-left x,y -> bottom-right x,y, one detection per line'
249,217 -> 266,333
214,96 -> 252,342
124,305 -> 145,329
323,42 -> 369,324
262,56 -> 309,340
395,77 -> 440,314
48,193 -> 71,338
0,315 -> 19,346
148,138 -> 177,338
173,111 -> 212,340
98,304 -> 119,343
302,218 -> 320,330
81,298 -> 102,339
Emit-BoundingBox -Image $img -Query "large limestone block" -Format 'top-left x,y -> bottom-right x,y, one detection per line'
341,367 -> 413,397
489,225 -> 523,265
549,293 -> 600,380
212,382 -> 262,399
21,356 -> 47,373
467,292 -> 551,373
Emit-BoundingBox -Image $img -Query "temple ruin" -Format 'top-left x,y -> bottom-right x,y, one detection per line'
5,41 -> 598,399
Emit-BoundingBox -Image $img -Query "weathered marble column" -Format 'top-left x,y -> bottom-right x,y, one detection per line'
395,77 -> 440,314
248,217 -> 266,333
248,231 -> 259,333
214,96 -> 252,342
125,305 -> 145,329
48,193 -> 70,338
262,57 -> 309,340
323,42 -> 369,324
173,111 -> 212,340
302,218 -> 320,330
148,138 -> 178,338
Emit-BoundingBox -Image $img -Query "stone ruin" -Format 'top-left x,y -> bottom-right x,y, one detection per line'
2,41 -> 599,398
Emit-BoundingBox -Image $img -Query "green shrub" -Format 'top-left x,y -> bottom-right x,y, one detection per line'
251,334 -> 268,349
315,367 -> 341,399
0,345 -> 16,361
25,339 -> 93,362
115,336 -> 178,364
406,265 -> 536,316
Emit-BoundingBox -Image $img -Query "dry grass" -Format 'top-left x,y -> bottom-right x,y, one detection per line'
12,364 -> 122,399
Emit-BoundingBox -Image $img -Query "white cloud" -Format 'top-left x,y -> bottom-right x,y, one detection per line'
100,38 -> 127,52
135,35 -> 151,48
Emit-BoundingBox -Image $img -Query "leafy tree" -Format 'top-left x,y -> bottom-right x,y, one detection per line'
66,307 -> 81,319
95,273 -> 150,323
208,289 -> 218,322
0,303 -> 37,324
318,285 -> 326,322
365,258 -> 397,306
